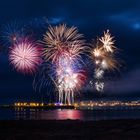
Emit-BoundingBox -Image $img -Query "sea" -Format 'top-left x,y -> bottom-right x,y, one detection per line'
1,107 -> 140,120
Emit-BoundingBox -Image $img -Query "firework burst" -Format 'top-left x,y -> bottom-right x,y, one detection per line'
42,24 -> 86,104
99,30 -> 116,53
90,30 -> 119,92
9,39 -> 42,74
42,24 -> 85,63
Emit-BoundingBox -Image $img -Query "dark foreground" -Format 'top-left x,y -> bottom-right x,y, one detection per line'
0,120 -> 140,140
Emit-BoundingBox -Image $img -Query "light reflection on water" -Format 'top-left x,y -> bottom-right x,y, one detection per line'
39,109 -> 83,120
1,108 -> 140,120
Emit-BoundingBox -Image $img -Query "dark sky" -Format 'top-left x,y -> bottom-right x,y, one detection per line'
0,0 -> 140,104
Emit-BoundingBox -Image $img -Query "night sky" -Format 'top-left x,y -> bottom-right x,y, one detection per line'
0,0 -> 140,104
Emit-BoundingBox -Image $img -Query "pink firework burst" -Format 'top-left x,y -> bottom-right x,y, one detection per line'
9,40 -> 42,74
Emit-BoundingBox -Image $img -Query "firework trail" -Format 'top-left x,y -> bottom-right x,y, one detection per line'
56,54 -> 85,104
90,30 -> 119,92
9,39 -> 42,74
43,24 -> 86,104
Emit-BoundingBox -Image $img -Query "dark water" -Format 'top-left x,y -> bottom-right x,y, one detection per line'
1,108 -> 140,121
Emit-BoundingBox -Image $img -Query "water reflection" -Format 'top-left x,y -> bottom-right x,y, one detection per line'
1,108 -> 140,120
39,109 -> 83,120
14,108 -> 83,120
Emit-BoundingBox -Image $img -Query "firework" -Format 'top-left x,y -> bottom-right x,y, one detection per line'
43,24 -> 85,63
56,54 -> 85,104
101,57 -> 119,70
42,24 -> 86,104
33,62 -> 57,98
99,30 -> 116,53
95,82 -> 104,92
57,67 -> 77,104
92,47 -> 103,58
9,39 -> 42,74
1,21 -> 24,47
90,30 -> 119,92
94,68 -> 104,79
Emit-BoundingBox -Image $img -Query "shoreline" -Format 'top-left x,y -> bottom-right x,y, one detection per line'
0,105 -> 75,109
1,119 -> 140,139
